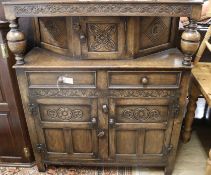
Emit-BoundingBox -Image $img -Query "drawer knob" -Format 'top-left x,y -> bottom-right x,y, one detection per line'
109,118 -> 115,127
97,130 -> 105,138
141,77 -> 148,85
102,104 -> 109,113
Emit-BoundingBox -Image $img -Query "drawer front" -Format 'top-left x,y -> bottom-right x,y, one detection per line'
27,71 -> 96,88
108,71 -> 181,89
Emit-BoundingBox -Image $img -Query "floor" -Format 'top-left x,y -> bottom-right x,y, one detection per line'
0,98 -> 210,175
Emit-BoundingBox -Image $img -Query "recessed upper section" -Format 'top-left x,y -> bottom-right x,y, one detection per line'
3,0 -> 203,20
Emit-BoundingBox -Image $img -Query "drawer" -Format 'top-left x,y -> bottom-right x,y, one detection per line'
26,71 -> 96,88
108,71 -> 181,89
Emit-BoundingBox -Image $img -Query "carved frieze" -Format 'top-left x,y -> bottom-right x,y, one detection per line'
120,107 -> 161,122
29,88 -> 178,98
46,106 -> 83,121
13,4 -> 192,17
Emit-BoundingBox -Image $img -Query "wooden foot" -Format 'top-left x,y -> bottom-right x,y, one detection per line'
37,162 -> 46,172
6,19 -> 26,65
205,149 -> 211,175
182,80 -> 200,143
164,166 -> 173,175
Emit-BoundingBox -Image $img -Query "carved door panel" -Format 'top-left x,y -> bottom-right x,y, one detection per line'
78,17 -> 126,59
138,17 -> 177,56
32,98 -> 101,161
108,98 -> 175,162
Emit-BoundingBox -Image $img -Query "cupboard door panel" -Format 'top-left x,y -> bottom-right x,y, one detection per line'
33,98 -> 100,160
144,130 -> 165,154
72,129 -> 93,153
44,129 -> 66,153
80,17 -> 126,59
109,98 -> 174,160
116,130 -> 136,155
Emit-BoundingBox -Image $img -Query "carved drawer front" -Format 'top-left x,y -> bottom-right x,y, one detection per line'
31,98 -> 101,160
108,98 -> 175,161
108,71 -> 181,89
26,71 -> 96,88
79,17 -> 126,59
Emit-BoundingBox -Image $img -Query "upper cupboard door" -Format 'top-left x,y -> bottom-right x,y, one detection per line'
79,17 -> 126,59
31,98 -> 101,162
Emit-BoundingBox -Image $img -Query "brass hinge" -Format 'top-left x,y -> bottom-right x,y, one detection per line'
36,144 -> 46,153
0,43 -> 9,59
28,103 -> 38,116
23,147 -> 31,158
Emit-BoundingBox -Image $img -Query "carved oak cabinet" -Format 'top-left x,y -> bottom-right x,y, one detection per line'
2,0 -> 203,174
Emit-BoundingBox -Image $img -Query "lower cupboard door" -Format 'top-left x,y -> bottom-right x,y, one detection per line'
32,98 -> 100,161
108,98 -> 175,163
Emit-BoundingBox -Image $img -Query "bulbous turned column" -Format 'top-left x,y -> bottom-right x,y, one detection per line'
181,20 -> 201,66
6,19 -> 26,65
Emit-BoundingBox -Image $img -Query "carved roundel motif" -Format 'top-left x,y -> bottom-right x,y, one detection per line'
46,106 -> 83,121
121,107 -> 161,122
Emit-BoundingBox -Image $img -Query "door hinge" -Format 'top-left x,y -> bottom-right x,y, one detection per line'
164,144 -> 173,156
172,103 -> 180,118
23,147 -> 31,158
28,103 -> 38,116
36,144 -> 46,153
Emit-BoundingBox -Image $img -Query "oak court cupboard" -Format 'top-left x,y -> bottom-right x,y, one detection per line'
2,0 -> 203,174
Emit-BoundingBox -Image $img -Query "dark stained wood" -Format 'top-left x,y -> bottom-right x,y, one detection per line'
0,20 -> 34,165
2,0 -> 203,174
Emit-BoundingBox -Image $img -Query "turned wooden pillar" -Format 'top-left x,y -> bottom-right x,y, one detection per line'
7,19 -> 26,65
182,80 -> 200,143
181,20 -> 201,66
206,149 -> 211,175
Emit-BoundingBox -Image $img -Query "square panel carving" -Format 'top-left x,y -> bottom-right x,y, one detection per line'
87,23 -> 118,52
139,17 -> 172,50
